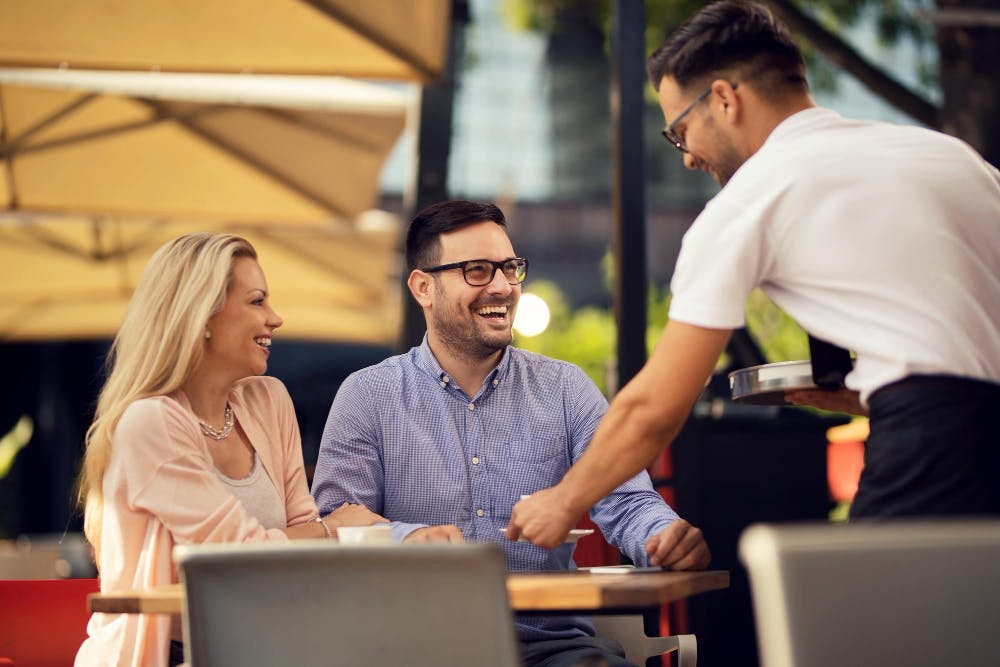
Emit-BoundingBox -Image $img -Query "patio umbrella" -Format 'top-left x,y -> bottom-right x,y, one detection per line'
0,69 -> 411,343
0,0 -> 450,83
0,214 -> 401,344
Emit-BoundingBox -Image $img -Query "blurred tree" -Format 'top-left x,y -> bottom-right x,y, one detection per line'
515,281 -> 806,395
515,279 -> 672,395
505,0 -> 1000,163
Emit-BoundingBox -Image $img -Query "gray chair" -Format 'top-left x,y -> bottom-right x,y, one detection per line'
739,521 -> 1000,667
175,540 -> 521,667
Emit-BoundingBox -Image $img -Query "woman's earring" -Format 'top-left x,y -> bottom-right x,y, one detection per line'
204,330 -> 212,339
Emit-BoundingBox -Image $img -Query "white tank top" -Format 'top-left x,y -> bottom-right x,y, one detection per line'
214,452 -> 286,530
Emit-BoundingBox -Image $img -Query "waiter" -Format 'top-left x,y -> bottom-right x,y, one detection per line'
508,0 -> 1000,548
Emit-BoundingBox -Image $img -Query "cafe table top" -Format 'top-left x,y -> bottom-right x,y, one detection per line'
88,569 -> 729,615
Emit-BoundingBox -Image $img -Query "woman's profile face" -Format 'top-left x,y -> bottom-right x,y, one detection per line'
203,257 -> 283,380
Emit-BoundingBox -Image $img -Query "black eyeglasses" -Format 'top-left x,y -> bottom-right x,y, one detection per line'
421,258 -> 529,286
661,81 -> 738,153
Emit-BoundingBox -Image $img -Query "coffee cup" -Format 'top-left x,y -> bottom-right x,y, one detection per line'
337,524 -> 394,545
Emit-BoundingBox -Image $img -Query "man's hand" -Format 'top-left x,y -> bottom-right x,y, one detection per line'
506,487 -> 583,549
403,525 -> 464,543
785,388 -> 868,416
645,520 -> 710,570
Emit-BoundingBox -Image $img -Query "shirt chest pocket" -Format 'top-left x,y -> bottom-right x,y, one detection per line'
496,436 -> 569,518
507,435 -> 568,464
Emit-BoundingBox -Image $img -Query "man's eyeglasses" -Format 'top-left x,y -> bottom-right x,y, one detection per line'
661,82 -> 737,153
421,258 -> 529,286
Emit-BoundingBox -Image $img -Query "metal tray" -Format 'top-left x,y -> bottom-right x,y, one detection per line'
728,360 -> 817,406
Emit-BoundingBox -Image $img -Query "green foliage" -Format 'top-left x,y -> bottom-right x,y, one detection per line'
516,239 -> 806,394
744,289 -> 810,362
0,416 -> 33,479
514,280 -> 616,392
514,274 -> 677,395
503,0 -> 938,94
514,279 -> 809,395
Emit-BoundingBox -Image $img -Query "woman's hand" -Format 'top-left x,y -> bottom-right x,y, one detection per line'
324,501 -> 387,528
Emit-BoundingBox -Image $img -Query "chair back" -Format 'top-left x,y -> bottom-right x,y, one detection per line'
0,578 -> 99,667
175,541 -> 520,667
739,521 -> 1000,667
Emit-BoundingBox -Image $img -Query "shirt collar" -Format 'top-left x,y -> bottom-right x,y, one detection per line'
763,107 -> 840,147
413,333 -> 513,393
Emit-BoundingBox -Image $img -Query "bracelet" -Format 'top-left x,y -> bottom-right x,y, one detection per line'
312,514 -> 333,539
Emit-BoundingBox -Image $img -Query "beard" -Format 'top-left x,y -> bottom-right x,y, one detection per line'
707,123 -> 745,186
431,287 -> 514,362
714,144 -> 744,186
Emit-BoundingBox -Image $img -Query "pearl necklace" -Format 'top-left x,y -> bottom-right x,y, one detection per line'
199,404 -> 234,440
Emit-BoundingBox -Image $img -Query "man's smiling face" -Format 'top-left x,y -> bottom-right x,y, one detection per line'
427,220 -> 521,360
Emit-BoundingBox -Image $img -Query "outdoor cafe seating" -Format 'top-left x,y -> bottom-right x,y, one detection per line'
74,539 -> 726,667
176,541 -> 521,667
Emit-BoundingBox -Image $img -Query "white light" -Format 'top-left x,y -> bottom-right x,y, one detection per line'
513,293 -> 550,337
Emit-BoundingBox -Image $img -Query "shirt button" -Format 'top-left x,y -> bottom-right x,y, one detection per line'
439,381 -> 446,388
468,403 -> 475,411
472,456 -> 480,465
442,375 -> 450,383
476,508 -> 485,517
492,379 -> 499,386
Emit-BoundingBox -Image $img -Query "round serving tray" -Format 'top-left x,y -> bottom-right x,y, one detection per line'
728,360 -> 817,406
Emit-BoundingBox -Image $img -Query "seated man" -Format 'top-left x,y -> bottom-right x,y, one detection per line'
312,200 -> 710,667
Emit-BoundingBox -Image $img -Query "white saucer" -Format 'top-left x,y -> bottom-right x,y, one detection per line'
499,528 -> 594,544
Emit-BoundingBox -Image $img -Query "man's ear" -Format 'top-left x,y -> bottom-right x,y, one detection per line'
713,79 -> 741,124
407,269 -> 434,308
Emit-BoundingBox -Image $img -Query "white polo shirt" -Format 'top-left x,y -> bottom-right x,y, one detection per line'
669,107 -> 1000,401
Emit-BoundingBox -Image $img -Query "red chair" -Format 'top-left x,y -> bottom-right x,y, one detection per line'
826,419 -> 868,504
0,578 -> 99,667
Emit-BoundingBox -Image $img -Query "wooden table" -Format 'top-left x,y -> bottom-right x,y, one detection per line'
89,569 -> 729,615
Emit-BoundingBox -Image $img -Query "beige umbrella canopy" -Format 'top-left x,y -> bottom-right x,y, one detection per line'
0,0 -> 451,82
0,68 -> 411,222
0,214 -> 401,344
0,69 -> 411,343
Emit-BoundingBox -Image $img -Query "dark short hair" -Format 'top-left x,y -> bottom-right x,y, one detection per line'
405,200 -> 507,271
647,1 -> 807,96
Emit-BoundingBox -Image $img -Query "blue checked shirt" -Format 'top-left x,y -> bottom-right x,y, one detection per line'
312,336 -> 681,642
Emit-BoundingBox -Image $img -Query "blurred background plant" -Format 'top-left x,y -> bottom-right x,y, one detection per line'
516,251 -> 810,396
0,417 -> 32,480
505,0 -> 938,103
0,416 -> 33,536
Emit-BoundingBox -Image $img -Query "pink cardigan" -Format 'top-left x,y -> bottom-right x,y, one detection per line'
75,376 -> 317,667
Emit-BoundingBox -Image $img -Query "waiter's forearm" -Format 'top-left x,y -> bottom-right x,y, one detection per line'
557,321 -> 732,514
558,383 -> 687,514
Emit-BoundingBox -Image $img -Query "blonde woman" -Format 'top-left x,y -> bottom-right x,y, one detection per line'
74,233 -> 384,667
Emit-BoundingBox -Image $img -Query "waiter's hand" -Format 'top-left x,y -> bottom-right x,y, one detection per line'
646,519 -> 710,570
506,487 -> 581,549
786,388 -> 868,416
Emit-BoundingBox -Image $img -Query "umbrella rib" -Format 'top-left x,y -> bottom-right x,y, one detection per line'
3,106 -> 209,158
298,0 -> 436,82
139,99 -> 349,220
0,92 -> 97,159
0,87 -> 17,209
257,107 -> 385,153
5,216 -> 145,263
250,227 -> 384,300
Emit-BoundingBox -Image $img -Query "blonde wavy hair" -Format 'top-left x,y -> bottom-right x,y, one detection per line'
78,232 -> 257,561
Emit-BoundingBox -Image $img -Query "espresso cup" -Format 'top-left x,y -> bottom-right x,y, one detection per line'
337,524 -> 394,545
